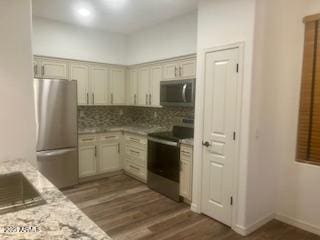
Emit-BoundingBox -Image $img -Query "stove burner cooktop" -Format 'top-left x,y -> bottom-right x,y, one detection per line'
148,125 -> 194,142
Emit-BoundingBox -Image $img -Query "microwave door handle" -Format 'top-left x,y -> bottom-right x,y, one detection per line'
182,83 -> 187,102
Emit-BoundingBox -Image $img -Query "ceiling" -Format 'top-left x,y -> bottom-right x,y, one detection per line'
32,0 -> 199,34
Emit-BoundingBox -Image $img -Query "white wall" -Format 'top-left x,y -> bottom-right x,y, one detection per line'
0,0 -> 36,164
32,17 -> 127,65
268,0 -> 320,234
193,0 -> 257,231
126,12 -> 197,65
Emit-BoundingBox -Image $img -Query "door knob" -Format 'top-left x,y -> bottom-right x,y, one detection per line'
202,141 -> 211,147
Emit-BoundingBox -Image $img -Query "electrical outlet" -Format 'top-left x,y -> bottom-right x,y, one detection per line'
153,111 -> 158,119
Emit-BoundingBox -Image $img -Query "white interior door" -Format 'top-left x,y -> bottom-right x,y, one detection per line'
201,47 -> 239,226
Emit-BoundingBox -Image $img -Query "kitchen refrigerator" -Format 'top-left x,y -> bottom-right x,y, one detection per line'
34,78 -> 78,188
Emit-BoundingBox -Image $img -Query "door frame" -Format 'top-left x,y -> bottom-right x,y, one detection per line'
192,42 -> 245,230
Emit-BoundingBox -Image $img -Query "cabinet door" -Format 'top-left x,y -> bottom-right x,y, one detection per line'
127,69 -> 138,105
180,159 -> 192,200
33,58 -> 41,78
41,60 -> 68,79
110,68 -> 126,105
163,62 -> 178,80
90,66 -> 108,105
71,64 -> 89,105
138,67 -> 150,105
180,59 -> 196,79
150,65 -> 162,107
99,142 -> 121,173
79,145 -> 97,178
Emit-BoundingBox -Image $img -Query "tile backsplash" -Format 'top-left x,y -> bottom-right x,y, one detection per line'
78,106 -> 194,130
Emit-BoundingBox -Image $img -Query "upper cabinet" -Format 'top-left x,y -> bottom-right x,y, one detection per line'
109,67 -> 126,105
127,68 -> 138,105
138,67 -> 150,106
149,65 -> 162,107
163,58 -> 196,81
34,57 -> 69,79
71,63 -> 90,105
136,65 -> 162,107
90,66 -> 108,105
34,55 -> 196,107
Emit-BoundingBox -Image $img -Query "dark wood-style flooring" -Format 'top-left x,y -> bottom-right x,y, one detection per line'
63,174 -> 320,240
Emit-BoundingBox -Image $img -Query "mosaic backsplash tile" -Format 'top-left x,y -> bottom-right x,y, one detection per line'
78,106 -> 194,130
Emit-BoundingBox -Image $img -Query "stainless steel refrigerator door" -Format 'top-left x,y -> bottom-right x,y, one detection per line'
37,148 -> 78,188
34,79 -> 77,151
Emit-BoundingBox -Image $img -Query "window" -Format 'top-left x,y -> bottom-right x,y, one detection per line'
296,14 -> 320,165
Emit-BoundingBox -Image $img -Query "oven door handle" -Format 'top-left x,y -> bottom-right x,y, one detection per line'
148,137 -> 178,147
182,83 -> 187,103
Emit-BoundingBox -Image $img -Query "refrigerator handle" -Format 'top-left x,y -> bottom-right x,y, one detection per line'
37,148 -> 77,157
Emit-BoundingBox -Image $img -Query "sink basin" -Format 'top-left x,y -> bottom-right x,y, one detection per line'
0,172 -> 46,215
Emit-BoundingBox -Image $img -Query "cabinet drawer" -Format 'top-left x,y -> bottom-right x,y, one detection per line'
79,135 -> 97,145
180,145 -> 193,159
125,145 -> 146,166
125,134 -> 147,148
99,132 -> 121,142
125,160 -> 146,180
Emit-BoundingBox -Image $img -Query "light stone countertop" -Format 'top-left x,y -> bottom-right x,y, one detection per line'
180,138 -> 194,146
0,159 -> 111,240
78,125 -> 168,136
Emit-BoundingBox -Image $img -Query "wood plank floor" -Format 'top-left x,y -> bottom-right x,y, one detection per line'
63,174 -> 320,240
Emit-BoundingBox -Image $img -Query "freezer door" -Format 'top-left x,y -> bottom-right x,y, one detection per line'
34,79 -> 77,151
37,148 -> 78,188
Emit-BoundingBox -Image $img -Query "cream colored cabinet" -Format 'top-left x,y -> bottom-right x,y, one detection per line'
33,59 -> 41,78
79,132 -> 121,179
163,62 -> 178,81
138,67 -> 150,106
42,60 -> 68,79
33,57 -> 69,79
137,65 -> 162,107
180,59 -> 197,79
90,67 -> 108,105
150,65 -> 162,107
180,144 -> 193,201
110,68 -> 126,105
98,133 -> 121,173
127,68 -> 138,105
123,133 -> 147,182
163,58 -> 196,81
99,142 -> 121,173
79,136 -> 97,178
71,63 -> 90,105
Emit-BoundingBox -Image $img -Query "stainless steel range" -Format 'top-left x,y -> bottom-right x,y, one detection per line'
147,124 -> 194,201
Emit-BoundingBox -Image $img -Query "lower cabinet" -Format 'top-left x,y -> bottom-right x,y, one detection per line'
99,142 -> 121,173
180,144 -> 193,201
78,131 -> 193,201
123,133 -> 148,182
79,132 -> 121,178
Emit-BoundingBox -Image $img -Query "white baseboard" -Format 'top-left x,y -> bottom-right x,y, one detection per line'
190,202 -> 200,213
233,213 -> 274,236
275,213 -> 320,236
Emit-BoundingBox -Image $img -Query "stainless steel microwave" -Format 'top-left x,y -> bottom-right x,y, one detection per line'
160,79 -> 195,107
